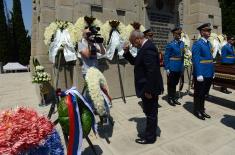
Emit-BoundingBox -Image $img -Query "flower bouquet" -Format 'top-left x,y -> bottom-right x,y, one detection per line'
0,107 -> 64,155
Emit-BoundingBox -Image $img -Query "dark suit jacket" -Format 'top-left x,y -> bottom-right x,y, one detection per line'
124,40 -> 164,97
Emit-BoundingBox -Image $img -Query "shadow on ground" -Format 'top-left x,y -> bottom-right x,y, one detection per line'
128,117 -> 161,138
221,114 -> 235,130
82,145 -> 103,155
97,116 -> 114,144
206,95 -> 235,110
183,101 -> 194,115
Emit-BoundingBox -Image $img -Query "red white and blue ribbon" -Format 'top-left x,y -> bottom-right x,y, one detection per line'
65,87 -> 97,155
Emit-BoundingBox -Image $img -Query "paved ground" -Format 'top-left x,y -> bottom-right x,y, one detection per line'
0,73 -> 235,155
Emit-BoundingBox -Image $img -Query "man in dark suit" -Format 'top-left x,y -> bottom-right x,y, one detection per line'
123,30 -> 164,144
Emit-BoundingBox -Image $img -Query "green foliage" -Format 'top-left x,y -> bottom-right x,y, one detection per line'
219,0 -> 235,35
12,0 -> 31,65
0,0 -> 8,64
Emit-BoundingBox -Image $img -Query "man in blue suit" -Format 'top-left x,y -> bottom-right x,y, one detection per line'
221,35 -> 235,64
164,27 -> 184,106
220,35 -> 235,94
123,30 -> 164,144
192,23 -> 214,120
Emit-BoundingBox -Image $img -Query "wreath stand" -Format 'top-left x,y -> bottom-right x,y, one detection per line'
116,50 -> 126,103
82,84 -> 114,144
47,49 -> 98,155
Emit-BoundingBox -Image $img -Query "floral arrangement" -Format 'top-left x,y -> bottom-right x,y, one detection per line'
74,16 -> 103,42
32,65 -> 51,84
181,32 -> 192,68
123,22 -> 145,41
0,107 -> 64,155
85,67 -> 111,116
101,20 -> 126,45
44,20 -> 76,46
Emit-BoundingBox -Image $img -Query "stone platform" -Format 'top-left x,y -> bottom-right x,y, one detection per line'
0,73 -> 234,155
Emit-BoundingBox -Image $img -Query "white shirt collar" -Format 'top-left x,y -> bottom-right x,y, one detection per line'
141,39 -> 148,48
201,37 -> 208,43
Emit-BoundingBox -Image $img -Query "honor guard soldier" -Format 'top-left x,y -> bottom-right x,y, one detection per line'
143,28 -> 154,41
164,27 -> 184,106
220,35 -> 235,94
192,23 -> 214,120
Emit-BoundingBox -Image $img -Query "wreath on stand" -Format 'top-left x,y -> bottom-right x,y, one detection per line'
101,20 -> 126,60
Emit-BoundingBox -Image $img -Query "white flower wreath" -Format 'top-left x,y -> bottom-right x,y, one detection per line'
100,20 -> 126,45
85,67 -> 110,116
123,24 -> 145,41
44,20 -> 75,46
74,17 -> 103,42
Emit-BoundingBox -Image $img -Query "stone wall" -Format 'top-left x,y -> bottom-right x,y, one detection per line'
31,0 -> 222,99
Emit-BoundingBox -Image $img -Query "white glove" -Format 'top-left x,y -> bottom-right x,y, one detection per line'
213,74 -> 215,79
166,70 -> 170,76
197,75 -> 204,82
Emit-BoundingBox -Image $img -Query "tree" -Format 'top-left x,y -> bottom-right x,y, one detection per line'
219,0 -> 235,35
0,0 -> 8,64
12,0 -> 31,65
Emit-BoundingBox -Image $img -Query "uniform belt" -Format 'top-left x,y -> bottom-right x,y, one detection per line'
226,56 -> 235,58
170,57 -> 182,61
200,60 -> 213,63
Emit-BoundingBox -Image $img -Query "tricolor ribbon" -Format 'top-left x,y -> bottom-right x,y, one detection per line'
65,87 -> 97,155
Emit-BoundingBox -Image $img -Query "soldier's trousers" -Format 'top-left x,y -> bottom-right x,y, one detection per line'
193,77 -> 213,112
167,71 -> 182,99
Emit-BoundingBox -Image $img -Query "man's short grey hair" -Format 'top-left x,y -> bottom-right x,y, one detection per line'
129,30 -> 145,40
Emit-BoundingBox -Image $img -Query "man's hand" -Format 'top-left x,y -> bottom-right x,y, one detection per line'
197,75 -> 204,82
166,69 -> 170,76
144,92 -> 152,99
123,42 -> 130,54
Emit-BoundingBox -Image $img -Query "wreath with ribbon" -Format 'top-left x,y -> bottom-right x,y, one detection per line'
44,20 -> 77,63
84,67 -> 112,117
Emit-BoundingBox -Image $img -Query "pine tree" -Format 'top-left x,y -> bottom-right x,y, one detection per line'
0,0 -> 8,64
219,0 -> 235,35
12,0 -> 31,65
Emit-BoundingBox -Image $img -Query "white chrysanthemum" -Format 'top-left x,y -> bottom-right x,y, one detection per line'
123,24 -> 145,41
181,32 -> 190,48
85,67 -> 109,116
101,21 -> 126,45
93,19 -> 103,29
118,22 -> 126,40
35,65 -> 44,71
66,22 -> 77,45
74,17 -> 87,42
44,22 -> 58,46
100,21 -> 111,45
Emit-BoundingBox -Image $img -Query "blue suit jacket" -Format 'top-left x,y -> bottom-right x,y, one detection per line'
164,40 -> 184,72
123,40 -> 164,97
221,43 -> 235,64
192,38 -> 214,78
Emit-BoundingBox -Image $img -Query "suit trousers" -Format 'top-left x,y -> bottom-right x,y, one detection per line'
193,77 -> 213,112
167,71 -> 182,99
141,95 -> 158,141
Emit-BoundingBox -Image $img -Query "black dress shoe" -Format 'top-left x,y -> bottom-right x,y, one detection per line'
168,99 -> 176,106
221,88 -> 232,94
201,111 -> 211,118
173,99 -> 181,105
194,111 -> 205,120
135,138 -> 155,144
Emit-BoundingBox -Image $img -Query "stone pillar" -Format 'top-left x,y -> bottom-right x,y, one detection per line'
183,0 -> 222,40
